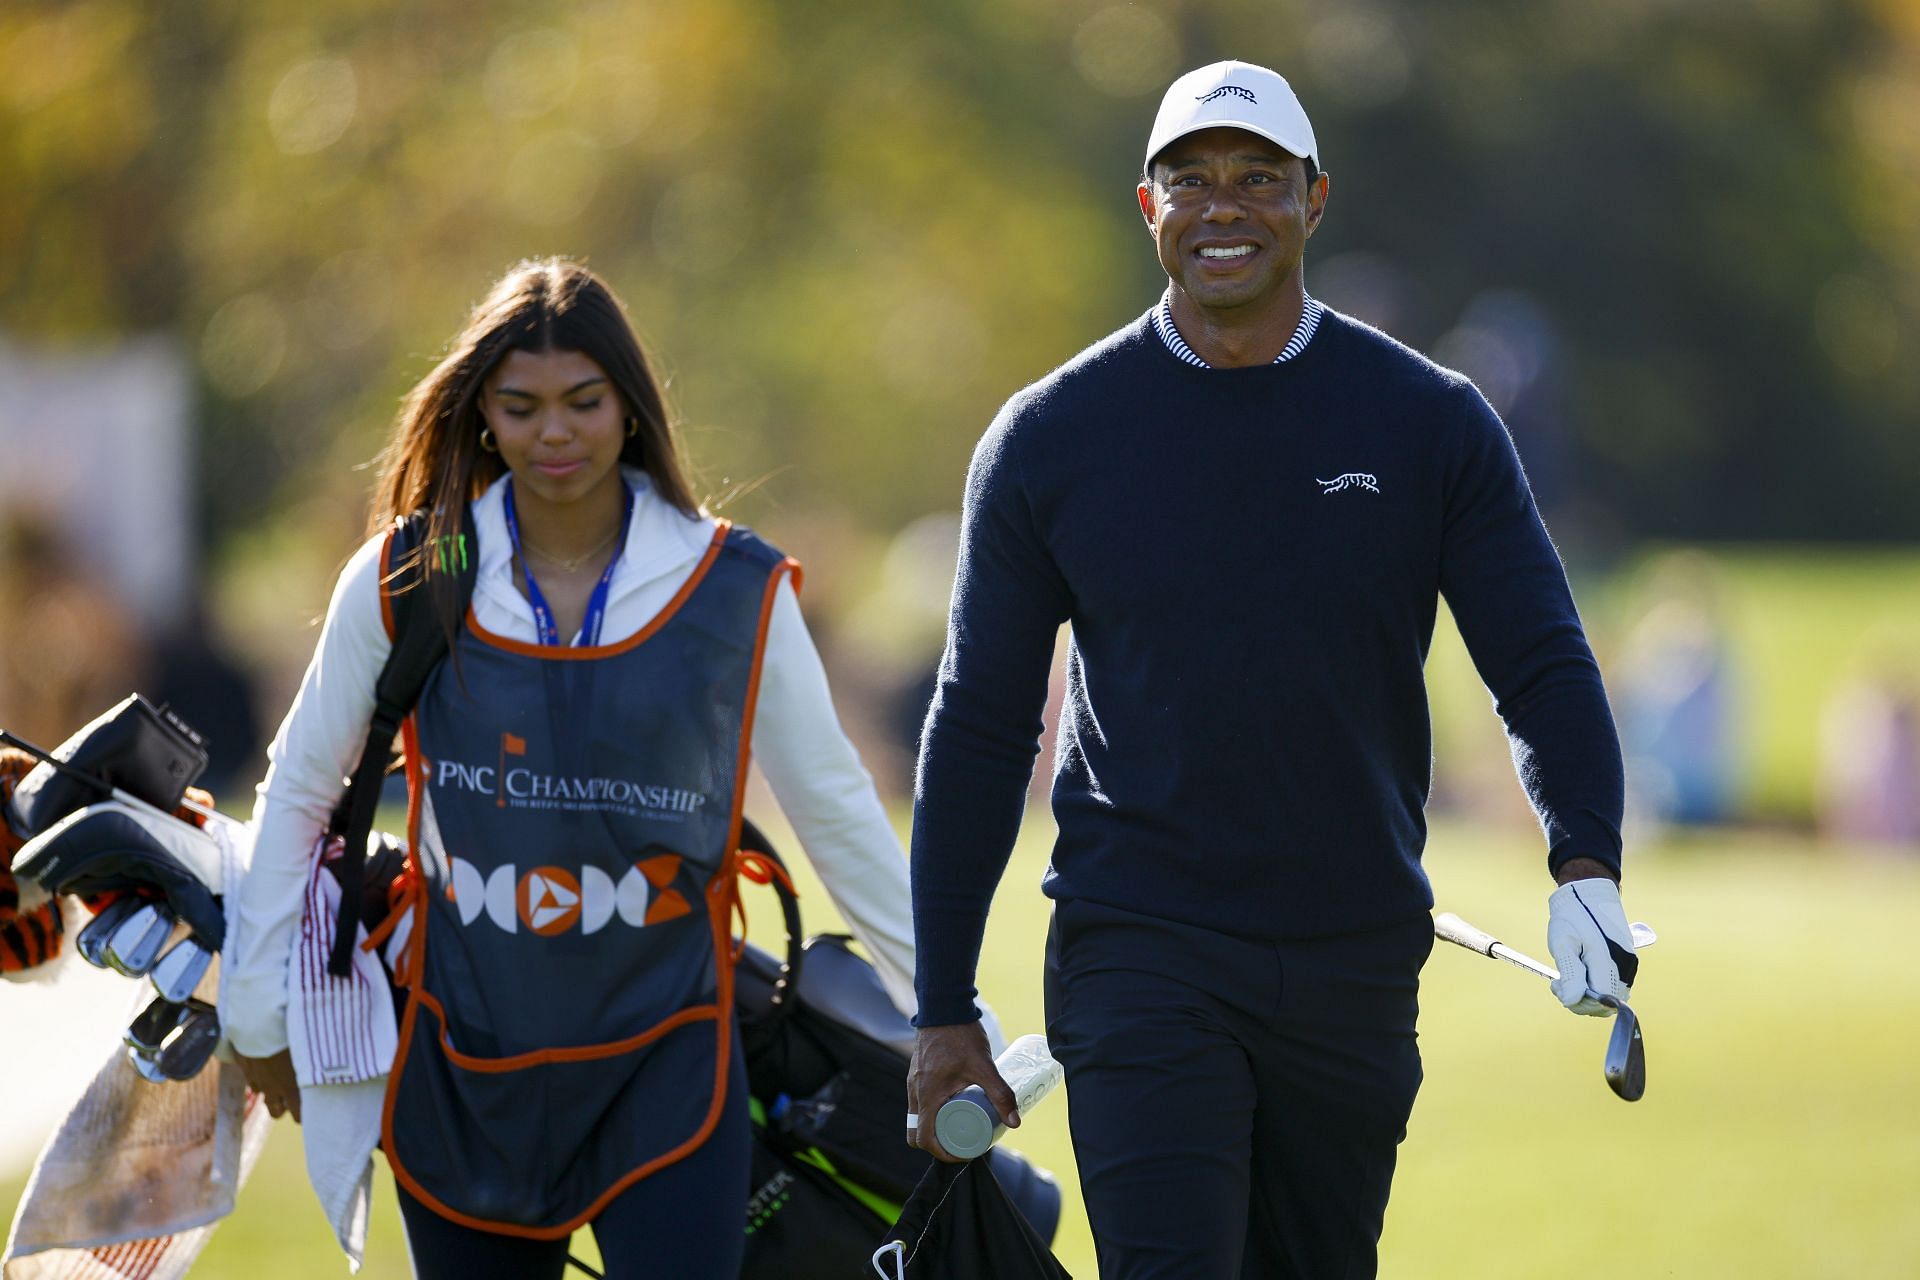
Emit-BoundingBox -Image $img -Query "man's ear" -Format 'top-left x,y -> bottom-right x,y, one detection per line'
1304,171 -> 1330,236
1136,181 -> 1158,233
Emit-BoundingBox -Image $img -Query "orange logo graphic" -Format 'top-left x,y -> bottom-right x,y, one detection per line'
498,731 -> 527,807
517,866 -> 582,935
637,853 -> 691,925
448,854 -> 693,934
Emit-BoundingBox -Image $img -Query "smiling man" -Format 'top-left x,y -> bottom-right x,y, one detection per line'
906,61 -> 1641,1278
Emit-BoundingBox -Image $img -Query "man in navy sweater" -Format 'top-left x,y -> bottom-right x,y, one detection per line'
906,61 -> 1642,1278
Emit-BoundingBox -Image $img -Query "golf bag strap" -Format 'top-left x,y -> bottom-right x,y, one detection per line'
737,816 -> 803,1017
324,514 -> 474,977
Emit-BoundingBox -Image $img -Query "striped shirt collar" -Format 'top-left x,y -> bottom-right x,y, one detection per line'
1153,290 -> 1325,368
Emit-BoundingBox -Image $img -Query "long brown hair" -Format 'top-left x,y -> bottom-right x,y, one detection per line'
367,257 -> 698,641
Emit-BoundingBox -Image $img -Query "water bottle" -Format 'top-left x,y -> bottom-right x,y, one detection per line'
932,1033 -> 1064,1160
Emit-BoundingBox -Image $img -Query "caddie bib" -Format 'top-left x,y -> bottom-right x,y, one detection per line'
382,519 -> 796,1237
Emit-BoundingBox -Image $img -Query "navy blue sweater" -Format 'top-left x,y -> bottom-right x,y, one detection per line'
909,306 -> 1625,1027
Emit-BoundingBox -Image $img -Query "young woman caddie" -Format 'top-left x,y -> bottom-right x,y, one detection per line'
227,258 -> 919,1278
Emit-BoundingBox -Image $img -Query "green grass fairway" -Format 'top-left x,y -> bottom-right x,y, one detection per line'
8,818 -> 1917,1277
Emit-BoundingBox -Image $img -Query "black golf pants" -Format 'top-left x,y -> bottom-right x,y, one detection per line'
1044,898 -> 1432,1280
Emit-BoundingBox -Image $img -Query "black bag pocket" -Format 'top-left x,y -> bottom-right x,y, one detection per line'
740,1124 -> 890,1280
773,1035 -> 933,1204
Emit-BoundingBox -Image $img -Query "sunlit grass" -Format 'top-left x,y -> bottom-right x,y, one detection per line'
8,816 -> 1918,1277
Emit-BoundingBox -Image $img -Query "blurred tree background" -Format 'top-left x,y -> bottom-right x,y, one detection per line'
6,4 -> 1920,1274
2,0 -> 1917,812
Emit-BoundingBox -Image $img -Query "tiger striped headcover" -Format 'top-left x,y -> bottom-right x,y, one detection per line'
1,746 -> 67,973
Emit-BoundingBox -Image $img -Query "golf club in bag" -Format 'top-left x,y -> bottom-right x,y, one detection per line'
6,696 -> 229,1083
733,821 -> 1063,1279
1432,910 -> 1652,1101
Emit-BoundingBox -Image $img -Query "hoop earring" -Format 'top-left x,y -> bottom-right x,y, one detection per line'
626,417 -> 640,439
479,427 -> 498,453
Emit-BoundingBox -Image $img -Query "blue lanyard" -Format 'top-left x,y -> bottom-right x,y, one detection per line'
502,479 -> 634,647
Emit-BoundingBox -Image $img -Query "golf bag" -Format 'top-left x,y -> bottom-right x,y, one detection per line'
5,507 -> 459,969
733,840 -> 1061,1279
3,701 -> 284,1280
5,696 -> 248,1086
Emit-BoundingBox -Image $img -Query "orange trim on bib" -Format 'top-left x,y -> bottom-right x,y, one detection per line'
382,721 -> 429,1165
414,987 -> 723,1074
713,556 -> 800,945
463,521 -> 732,660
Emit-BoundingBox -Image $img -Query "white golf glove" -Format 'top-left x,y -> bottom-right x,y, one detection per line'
1546,878 -> 1638,1016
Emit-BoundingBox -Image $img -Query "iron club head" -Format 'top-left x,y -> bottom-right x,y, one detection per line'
1592,994 -> 1646,1102
77,896 -> 144,968
125,995 -> 191,1054
124,996 -> 220,1082
104,902 -> 176,977
129,1048 -> 173,1084
153,1003 -> 221,1081
149,936 -> 214,1004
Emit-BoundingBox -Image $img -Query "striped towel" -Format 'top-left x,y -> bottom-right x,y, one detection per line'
290,836 -> 401,1088
286,834 -> 407,1269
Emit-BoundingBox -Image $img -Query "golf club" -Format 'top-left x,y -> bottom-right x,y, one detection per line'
129,1049 -> 171,1084
150,935 -> 215,1004
124,996 -> 220,1082
76,894 -> 145,968
152,1002 -> 221,1081
125,994 -> 193,1054
103,901 -> 176,977
1588,993 -> 1645,1102
1432,910 -> 1649,1102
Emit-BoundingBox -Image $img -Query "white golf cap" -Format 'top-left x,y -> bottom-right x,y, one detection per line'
1144,61 -> 1318,172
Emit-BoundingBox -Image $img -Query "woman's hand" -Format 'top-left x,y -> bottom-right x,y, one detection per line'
235,1049 -> 302,1122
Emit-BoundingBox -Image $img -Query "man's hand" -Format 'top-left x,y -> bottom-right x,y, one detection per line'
907,1022 -> 1018,1163
1547,875 -> 1638,1016
235,1048 -> 301,1121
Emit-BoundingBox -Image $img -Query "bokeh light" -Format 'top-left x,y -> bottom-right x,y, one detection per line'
268,56 -> 358,156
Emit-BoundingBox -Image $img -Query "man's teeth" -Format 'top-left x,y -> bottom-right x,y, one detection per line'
1199,245 -> 1255,259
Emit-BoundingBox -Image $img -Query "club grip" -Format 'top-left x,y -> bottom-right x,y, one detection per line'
1433,911 -> 1501,957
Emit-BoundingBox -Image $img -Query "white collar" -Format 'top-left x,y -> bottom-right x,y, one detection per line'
470,466 -> 714,605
